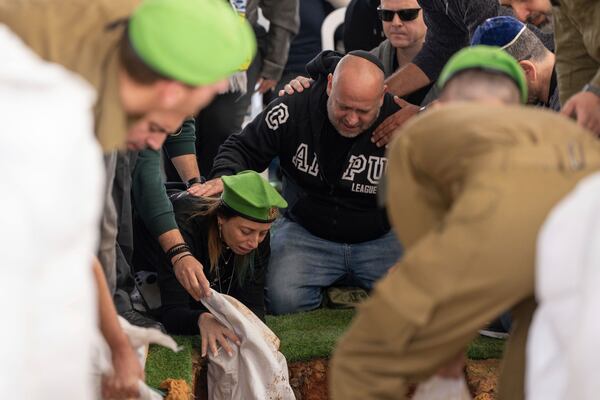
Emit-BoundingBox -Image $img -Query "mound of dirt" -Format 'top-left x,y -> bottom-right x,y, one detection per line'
160,378 -> 192,400
466,359 -> 500,400
289,359 -> 329,400
287,358 -> 501,400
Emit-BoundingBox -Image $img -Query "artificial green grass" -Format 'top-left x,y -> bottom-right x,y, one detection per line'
145,309 -> 505,387
145,336 -> 198,388
467,336 -> 505,360
267,308 -> 355,362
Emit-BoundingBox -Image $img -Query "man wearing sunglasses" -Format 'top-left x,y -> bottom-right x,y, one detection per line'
369,0 -> 555,146
383,0 -> 552,97
370,0 -> 430,107
378,6 -> 420,22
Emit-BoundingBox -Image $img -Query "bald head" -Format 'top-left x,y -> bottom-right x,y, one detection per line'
326,54 -> 387,137
332,54 -> 386,97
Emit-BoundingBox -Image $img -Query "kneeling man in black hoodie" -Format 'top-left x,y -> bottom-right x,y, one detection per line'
199,50 -> 403,315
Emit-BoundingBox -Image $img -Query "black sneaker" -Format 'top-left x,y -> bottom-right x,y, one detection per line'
121,309 -> 166,334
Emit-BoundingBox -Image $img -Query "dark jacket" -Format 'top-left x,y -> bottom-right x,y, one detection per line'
284,0 -> 334,74
343,0 -> 385,52
211,51 -> 400,243
134,193 -> 269,335
413,0 -> 554,81
370,39 -> 434,106
544,68 -> 561,111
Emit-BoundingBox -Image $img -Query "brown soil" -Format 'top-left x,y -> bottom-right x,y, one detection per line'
466,359 -> 501,400
193,356 -> 500,399
287,358 -> 501,400
159,379 -> 192,400
289,358 -> 329,400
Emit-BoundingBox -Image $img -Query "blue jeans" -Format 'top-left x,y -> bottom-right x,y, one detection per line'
266,217 -> 403,315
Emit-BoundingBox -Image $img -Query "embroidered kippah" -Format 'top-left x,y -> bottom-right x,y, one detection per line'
347,50 -> 386,74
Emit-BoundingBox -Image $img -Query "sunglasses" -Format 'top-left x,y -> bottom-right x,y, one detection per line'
377,7 -> 421,22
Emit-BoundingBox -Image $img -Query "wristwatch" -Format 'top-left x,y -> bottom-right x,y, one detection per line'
583,83 -> 600,98
186,176 -> 205,188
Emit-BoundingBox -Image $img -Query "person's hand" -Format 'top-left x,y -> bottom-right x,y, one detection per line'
173,254 -> 211,300
436,351 -> 466,379
199,313 -> 241,358
371,97 -> 419,148
278,75 -> 313,97
101,341 -> 144,400
186,182 -> 204,197
190,178 -> 224,197
256,78 -> 278,94
562,91 -> 600,136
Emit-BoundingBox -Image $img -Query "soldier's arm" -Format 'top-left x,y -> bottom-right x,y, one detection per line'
164,118 -> 201,181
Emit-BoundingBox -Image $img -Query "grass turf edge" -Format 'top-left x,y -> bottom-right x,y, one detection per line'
145,309 -> 505,387
145,336 -> 198,388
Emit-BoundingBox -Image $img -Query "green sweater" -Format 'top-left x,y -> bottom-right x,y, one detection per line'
132,118 -> 196,237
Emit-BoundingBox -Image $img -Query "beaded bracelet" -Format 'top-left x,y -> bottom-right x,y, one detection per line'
166,243 -> 191,261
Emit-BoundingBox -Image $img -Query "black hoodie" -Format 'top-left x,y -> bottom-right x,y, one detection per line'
211,51 -> 400,243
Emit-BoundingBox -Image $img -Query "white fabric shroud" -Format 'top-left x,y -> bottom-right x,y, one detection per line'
92,316 -> 181,400
0,24 -> 104,399
202,290 -> 295,400
527,172 -> 600,400
412,376 -> 471,400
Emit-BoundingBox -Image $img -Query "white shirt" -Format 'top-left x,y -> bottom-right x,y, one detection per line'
0,24 -> 104,399
527,172 -> 600,400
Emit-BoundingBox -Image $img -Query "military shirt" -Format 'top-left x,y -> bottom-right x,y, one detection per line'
0,0 -> 140,151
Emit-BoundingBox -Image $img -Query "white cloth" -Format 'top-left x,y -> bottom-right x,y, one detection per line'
93,317 -> 181,400
202,290 -> 295,400
0,24 -> 104,399
412,376 -> 471,400
527,172 -> 600,400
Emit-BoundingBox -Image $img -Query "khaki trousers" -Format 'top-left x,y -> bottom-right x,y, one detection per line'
330,143 -> 600,400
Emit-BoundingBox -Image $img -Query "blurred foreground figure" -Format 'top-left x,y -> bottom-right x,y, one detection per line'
330,46 -> 600,400
0,25 -> 103,398
528,172 -> 600,400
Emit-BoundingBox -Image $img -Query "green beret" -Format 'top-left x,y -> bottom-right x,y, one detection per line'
438,45 -> 528,104
221,171 -> 288,223
129,0 -> 256,86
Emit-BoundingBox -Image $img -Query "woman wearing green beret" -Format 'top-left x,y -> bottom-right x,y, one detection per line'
133,171 -> 287,357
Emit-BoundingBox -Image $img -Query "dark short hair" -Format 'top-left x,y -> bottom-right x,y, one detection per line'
503,28 -> 549,63
118,25 -> 170,85
441,69 -> 521,104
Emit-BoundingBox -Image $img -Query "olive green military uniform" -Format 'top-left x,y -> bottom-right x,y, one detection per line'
553,0 -> 600,104
330,104 -> 600,400
0,0 -> 139,288
0,0 -> 139,151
